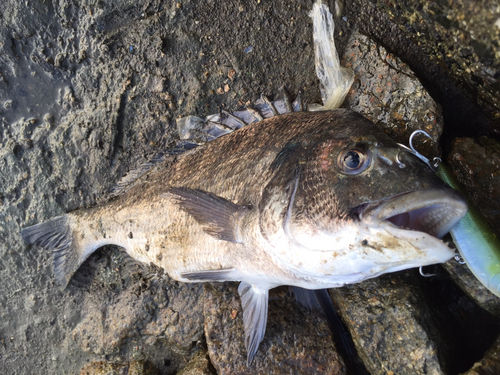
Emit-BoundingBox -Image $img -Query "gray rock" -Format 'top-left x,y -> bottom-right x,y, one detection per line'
342,0 -> 500,139
443,260 -> 500,317
204,283 -> 345,375
79,360 -> 160,375
461,333 -> 500,375
2,0 -> 500,374
69,249 -> 205,370
330,273 -> 447,375
330,270 -> 500,375
342,32 -> 444,157
176,351 -> 216,375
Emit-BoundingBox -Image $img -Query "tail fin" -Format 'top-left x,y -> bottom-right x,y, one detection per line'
21,215 -> 87,289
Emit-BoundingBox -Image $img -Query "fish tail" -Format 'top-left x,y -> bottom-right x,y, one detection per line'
21,215 -> 89,289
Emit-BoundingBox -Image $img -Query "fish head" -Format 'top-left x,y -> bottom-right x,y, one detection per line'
262,110 -> 467,286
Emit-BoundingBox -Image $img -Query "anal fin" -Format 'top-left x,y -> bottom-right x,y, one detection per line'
238,282 -> 269,365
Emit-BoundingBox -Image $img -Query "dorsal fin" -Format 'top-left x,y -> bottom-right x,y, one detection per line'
109,153 -> 167,198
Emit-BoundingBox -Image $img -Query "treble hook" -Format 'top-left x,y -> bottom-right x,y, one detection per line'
419,266 -> 436,277
454,252 -> 466,265
397,130 -> 442,171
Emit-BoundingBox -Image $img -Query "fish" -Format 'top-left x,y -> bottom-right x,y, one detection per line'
20,108 -> 467,365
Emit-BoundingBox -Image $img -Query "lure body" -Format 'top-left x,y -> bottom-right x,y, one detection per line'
437,164 -> 500,297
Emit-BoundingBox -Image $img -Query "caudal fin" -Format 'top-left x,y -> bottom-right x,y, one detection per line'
21,215 -> 84,289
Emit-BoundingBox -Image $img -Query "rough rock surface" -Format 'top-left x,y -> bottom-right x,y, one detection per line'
461,333 -> 500,375
343,0 -> 500,141
443,260 -> 500,318
342,32 -> 443,157
330,270 -> 500,375
204,283 -> 345,375
80,360 -> 160,375
448,137 -> 500,231
0,1 -> 322,374
176,351 -> 215,375
1,0 -> 500,374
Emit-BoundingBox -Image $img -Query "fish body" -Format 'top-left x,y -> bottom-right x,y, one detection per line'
21,109 -> 466,363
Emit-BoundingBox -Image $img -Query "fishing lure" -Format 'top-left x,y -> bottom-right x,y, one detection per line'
401,131 -> 500,298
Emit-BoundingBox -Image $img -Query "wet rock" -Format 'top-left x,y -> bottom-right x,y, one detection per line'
2,0 -> 500,374
204,283 -> 345,375
330,270 -> 500,374
342,32 -> 443,157
462,333 -> 500,375
343,0 -> 500,139
70,248 -> 205,371
79,360 -> 159,375
448,137 -> 500,231
176,351 -> 215,375
330,273 -> 446,375
443,260 -> 500,317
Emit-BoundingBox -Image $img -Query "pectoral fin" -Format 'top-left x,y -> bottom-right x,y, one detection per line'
291,286 -> 322,310
165,187 -> 250,243
180,268 -> 239,282
238,282 -> 269,365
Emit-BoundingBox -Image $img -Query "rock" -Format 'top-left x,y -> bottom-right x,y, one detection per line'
330,270 -> 500,374
461,333 -> 500,375
79,360 -> 160,375
204,283 -> 345,375
343,32 -> 443,157
443,260 -> 500,317
176,351 -> 215,375
448,137 -> 500,231
2,0 -> 500,374
330,273 -> 446,375
70,248 -> 205,371
343,0 -> 500,139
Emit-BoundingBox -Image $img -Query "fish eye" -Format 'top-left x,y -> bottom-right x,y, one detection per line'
337,148 -> 370,174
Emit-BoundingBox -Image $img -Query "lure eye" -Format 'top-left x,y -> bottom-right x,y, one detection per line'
337,148 -> 370,174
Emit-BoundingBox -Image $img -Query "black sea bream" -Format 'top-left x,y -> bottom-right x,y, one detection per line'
21,109 -> 466,364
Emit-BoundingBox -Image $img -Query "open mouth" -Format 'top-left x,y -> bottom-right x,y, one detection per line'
357,189 -> 467,239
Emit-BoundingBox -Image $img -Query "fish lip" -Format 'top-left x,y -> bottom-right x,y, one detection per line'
356,188 -> 468,239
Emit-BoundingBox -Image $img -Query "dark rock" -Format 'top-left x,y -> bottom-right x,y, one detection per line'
176,351 -> 216,375
79,360 -> 160,375
461,333 -> 500,375
443,260 -> 500,317
448,137 -> 500,231
342,0 -> 500,142
342,31 -> 443,157
330,273 -> 447,375
204,283 -> 345,375
330,270 -> 500,374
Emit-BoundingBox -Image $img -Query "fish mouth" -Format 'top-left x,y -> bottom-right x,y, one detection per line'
356,188 -> 467,239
